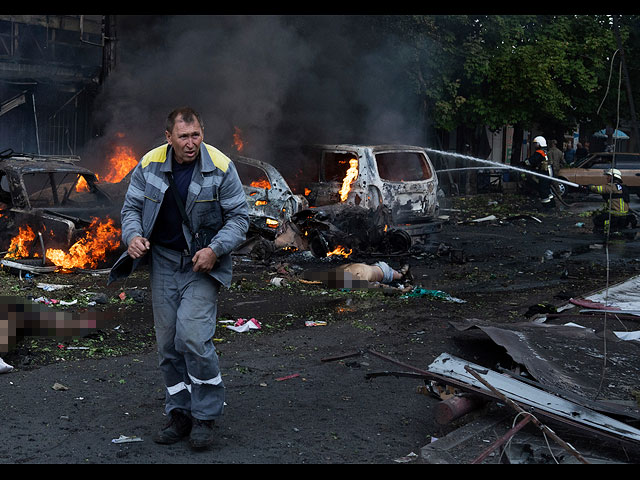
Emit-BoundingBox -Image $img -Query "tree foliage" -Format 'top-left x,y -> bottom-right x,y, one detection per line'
383,15 -> 621,135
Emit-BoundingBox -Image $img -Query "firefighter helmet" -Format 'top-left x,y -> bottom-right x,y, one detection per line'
533,136 -> 547,148
605,168 -> 622,181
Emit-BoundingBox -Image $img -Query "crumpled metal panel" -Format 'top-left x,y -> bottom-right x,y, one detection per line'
427,352 -> 640,444
450,318 -> 640,420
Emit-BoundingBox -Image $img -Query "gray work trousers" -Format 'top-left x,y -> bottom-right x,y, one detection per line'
150,244 -> 224,420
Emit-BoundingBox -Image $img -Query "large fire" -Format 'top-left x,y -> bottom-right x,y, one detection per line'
339,158 -> 359,202
100,145 -> 138,183
4,218 -> 121,270
76,144 -> 138,192
6,225 -> 38,259
46,217 -> 121,270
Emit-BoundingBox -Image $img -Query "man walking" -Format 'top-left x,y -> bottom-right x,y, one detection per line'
108,107 -> 249,449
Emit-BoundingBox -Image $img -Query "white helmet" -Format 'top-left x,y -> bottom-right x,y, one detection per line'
605,168 -> 622,181
533,136 -> 547,147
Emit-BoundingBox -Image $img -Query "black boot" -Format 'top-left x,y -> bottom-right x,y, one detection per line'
189,418 -> 215,450
153,409 -> 192,445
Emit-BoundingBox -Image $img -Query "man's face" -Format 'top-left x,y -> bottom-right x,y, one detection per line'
166,116 -> 204,164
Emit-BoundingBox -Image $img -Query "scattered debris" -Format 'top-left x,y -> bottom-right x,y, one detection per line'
427,353 -> 640,445
305,320 -> 327,327
52,382 -> 68,391
222,318 -> 261,333
401,287 -> 466,303
36,283 -> 72,292
111,435 -> 143,444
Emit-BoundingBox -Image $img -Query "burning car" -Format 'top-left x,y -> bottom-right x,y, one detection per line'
232,154 -> 308,236
0,150 -> 122,271
258,144 -> 442,258
274,143 -> 440,232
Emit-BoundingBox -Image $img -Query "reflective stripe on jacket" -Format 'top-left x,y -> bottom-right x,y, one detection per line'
588,182 -> 630,216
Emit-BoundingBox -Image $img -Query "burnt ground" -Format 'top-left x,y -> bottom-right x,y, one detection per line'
2,191 -> 640,464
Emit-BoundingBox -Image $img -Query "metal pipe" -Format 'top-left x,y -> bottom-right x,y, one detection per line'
464,365 -> 590,464
425,148 -> 580,188
471,414 -> 533,464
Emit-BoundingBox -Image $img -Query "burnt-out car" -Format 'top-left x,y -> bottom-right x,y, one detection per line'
270,144 -> 441,238
232,154 -> 308,238
0,150 -> 118,255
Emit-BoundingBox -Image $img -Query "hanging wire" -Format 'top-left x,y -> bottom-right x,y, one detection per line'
593,48 -> 623,400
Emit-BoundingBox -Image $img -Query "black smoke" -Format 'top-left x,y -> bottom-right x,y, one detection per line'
83,15 -> 426,167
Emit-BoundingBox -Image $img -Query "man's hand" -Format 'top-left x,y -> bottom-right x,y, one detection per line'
128,236 -> 150,259
192,247 -> 217,273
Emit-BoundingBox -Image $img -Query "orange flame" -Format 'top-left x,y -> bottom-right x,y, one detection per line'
250,179 -> 271,190
101,145 -> 138,183
339,158 -> 358,202
45,217 -> 121,270
233,126 -> 244,153
76,175 -> 90,192
327,245 -> 352,258
6,225 -> 37,259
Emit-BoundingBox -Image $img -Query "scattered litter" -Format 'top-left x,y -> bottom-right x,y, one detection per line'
575,222 -> 585,228
305,320 -> 327,327
33,296 -> 57,305
401,287 -> 466,303
0,357 -> 14,374
119,291 -> 127,301
32,296 -> 79,306
224,318 -> 261,333
275,373 -> 300,382
394,451 -> 419,463
460,215 -> 497,224
52,382 -> 69,391
37,283 -> 72,292
613,330 -> 640,342
270,277 -> 287,287
111,435 -> 143,444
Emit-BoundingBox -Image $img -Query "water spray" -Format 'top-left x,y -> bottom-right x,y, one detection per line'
426,148 -> 580,189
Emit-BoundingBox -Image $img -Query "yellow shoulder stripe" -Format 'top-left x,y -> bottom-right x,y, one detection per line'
141,144 -> 168,168
204,143 -> 230,172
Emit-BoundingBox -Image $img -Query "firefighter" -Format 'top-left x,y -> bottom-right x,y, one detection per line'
522,136 -> 555,209
583,168 -> 637,235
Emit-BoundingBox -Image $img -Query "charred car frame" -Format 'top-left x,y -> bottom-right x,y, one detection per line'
0,150 -> 118,256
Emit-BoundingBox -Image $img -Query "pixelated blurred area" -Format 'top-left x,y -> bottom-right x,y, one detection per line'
0,295 -> 106,353
303,270 -> 371,290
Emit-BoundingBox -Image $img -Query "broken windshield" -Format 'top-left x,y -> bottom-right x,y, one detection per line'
375,151 -> 432,182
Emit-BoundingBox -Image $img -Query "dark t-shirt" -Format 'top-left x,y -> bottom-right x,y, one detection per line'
150,155 -> 197,252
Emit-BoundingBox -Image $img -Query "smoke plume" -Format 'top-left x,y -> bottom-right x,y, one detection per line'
84,15 -> 424,168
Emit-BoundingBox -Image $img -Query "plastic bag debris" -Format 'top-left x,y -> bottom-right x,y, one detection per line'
223,318 -> 261,333
305,320 -> 327,327
401,287 -> 466,303
37,283 -> 72,292
111,435 -> 143,444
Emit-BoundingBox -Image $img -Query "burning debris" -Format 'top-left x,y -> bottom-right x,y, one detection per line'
232,144 -> 443,259
0,150 -> 124,274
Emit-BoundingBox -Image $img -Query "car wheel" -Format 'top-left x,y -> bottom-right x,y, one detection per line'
555,181 -> 566,197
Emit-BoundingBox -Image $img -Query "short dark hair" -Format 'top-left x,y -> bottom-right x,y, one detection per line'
166,107 -> 204,133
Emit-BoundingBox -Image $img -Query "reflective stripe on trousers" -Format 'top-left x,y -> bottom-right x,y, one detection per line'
151,244 -> 224,420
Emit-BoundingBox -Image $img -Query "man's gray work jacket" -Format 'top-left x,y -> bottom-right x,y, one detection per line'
108,142 -> 249,288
